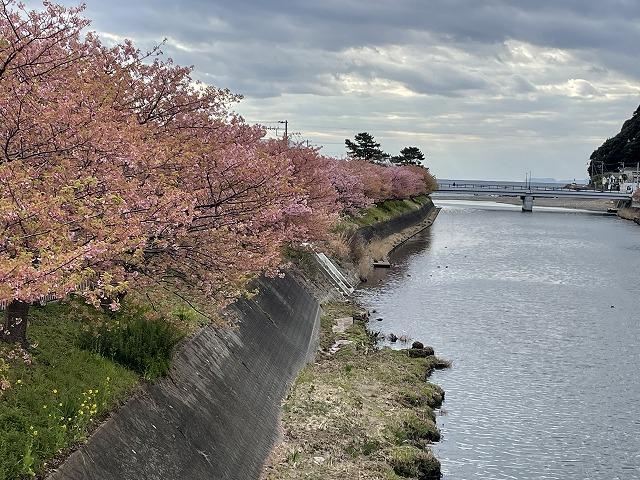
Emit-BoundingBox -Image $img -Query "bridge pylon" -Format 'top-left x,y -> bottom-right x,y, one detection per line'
521,195 -> 533,212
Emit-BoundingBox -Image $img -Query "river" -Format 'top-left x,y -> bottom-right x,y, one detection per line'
358,199 -> 640,480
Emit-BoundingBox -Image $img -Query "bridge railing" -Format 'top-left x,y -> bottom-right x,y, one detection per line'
436,183 -> 604,193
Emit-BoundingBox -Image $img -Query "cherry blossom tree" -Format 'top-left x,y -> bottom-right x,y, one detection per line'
326,159 -> 371,213
0,0 -> 439,345
0,1 -> 149,343
0,1 -> 224,341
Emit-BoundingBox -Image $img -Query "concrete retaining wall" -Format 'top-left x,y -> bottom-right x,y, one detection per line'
49,274 -> 320,480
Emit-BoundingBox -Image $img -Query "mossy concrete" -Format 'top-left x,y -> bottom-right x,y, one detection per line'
357,198 -> 436,243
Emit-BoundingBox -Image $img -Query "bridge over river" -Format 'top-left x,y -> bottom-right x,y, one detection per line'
435,182 -> 632,211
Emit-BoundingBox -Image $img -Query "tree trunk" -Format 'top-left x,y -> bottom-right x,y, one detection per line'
1,300 -> 29,346
99,292 -> 127,314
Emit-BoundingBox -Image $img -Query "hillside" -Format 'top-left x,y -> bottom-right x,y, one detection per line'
589,104 -> 640,176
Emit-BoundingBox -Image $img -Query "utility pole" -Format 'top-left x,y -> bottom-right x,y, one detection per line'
278,120 -> 288,144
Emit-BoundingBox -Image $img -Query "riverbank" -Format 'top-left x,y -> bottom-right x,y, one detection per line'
1,196 -> 442,480
47,274 -> 321,480
328,195 -> 439,281
265,199 -> 448,479
617,206 -> 640,224
0,299 -> 196,480
264,301 -> 448,480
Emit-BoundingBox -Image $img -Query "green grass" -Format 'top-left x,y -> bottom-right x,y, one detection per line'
0,299 -> 184,480
386,445 -> 440,479
344,196 -> 429,229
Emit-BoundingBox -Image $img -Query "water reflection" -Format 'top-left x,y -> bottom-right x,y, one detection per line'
358,200 -> 640,480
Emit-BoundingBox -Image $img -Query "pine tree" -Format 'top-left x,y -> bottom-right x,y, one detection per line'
345,132 -> 389,163
391,146 -> 425,166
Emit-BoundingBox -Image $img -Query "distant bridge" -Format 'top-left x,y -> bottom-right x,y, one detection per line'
435,182 -> 632,211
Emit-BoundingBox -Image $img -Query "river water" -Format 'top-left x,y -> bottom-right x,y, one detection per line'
358,200 -> 640,480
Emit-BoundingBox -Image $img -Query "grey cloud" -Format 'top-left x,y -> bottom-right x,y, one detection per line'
20,0 -> 640,179
509,75 -> 537,94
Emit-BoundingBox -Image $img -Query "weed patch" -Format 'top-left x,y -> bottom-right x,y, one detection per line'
79,314 -> 183,379
387,445 -> 440,479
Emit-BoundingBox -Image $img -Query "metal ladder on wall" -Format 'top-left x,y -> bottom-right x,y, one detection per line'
314,252 -> 354,296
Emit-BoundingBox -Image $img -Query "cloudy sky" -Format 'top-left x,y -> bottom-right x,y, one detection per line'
28,1 -> 640,180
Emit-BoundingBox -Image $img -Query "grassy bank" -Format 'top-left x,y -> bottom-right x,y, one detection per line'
266,301 -> 449,480
343,196 -> 431,229
0,301 -> 184,480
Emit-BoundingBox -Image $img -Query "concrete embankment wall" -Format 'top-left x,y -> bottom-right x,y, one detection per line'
49,196 -> 437,480
49,274 -> 320,480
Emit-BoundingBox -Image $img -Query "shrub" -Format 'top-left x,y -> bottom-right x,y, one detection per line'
79,316 -> 183,379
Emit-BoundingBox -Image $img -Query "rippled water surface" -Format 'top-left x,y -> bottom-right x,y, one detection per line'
358,200 -> 640,480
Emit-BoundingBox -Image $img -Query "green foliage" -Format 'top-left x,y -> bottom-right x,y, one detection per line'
392,146 -> 426,166
79,314 -> 183,379
286,449 -> 302,464
0,302 -> 137,480
387,445 -> 440,479
170,303 -> 206,330
589,104 -> 640,176
345,132 -> 390,163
